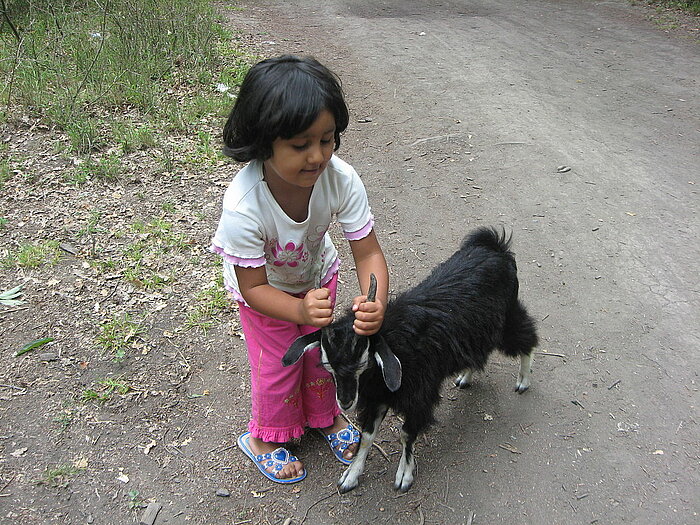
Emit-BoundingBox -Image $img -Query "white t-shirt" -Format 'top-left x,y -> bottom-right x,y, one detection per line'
211,155 -> 374,301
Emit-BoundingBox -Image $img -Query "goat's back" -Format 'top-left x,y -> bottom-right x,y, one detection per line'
379,227 -> 519,382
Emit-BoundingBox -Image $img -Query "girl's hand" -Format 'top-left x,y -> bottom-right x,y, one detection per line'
352,295 -> 385,336
299,287 -> 334,327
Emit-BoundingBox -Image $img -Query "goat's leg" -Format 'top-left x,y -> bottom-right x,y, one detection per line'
454,368 -> 474,389
338,404 -> 388,493
394,427 -> 418,492
514,352 -> 533,393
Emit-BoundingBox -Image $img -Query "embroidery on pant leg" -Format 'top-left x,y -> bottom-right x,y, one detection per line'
305,377 -> 333,400
284,386 -> 301,408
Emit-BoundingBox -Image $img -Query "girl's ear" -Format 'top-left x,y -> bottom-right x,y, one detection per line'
372,335 -> 402,392
282,332 -> 322,366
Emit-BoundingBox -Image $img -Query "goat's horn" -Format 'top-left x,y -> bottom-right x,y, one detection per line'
366,273 -> 377,302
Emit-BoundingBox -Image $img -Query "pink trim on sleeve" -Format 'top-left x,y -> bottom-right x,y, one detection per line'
210,244 -> 266,268
344,215 -> 374,241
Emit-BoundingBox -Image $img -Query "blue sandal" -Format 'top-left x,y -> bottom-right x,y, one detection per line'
322,424 -> 361,465
237,432 -> 306,484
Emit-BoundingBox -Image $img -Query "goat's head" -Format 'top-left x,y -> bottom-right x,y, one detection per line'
282,274 -> 402,412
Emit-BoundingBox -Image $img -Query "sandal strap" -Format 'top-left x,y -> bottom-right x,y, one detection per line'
254,447 -> 298,470
326,424 -> 360,450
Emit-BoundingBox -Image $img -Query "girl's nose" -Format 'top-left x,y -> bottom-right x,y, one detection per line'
307,143 -> 325,165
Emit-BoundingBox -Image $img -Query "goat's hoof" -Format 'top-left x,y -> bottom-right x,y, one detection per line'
393,480 -> 414,493
454,376 -> 472,389
338,472 -> 359,494
337,480 -> 358,494
514,376 -> 530,394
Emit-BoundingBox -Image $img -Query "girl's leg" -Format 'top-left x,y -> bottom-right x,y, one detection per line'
238,303 -> 307,480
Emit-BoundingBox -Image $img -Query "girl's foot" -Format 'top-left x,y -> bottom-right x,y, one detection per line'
322,415 -> 360,462
248,435 -> 304,480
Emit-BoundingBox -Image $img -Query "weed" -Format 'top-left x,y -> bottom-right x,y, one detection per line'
0,158 -> 10,188
52,412 -> 75,431
78,209 -> 105,238
160,201 -> 176,214
183,279 -> 228,333
0,217 -> 8,228
1,241 -> 61,269
39,464 -> 83,488
0,0 -> 249,147
128,490 -> 144,510
80,388 -> 109,403
67,154 -> 121,185
81,377 -> 131,403
96,314 -> 145,361
112,121 -> 157,153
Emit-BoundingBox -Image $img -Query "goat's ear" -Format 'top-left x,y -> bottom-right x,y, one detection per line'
373,335 -> 401,392
282,331 -> 322,366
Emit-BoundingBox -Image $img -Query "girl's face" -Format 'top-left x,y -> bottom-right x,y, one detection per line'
263,109 -> 336,190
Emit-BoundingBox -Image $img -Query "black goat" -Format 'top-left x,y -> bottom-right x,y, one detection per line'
283,227 -> 538,493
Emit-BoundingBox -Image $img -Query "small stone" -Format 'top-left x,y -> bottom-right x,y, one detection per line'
215,488 -> 231,497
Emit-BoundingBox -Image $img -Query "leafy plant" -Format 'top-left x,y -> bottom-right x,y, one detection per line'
39,464 -> 83,488
128,490 -> 144,510
1,241 -> 61,269
80,377 -> 131,403
67,154 -> 121,185
96,314 -> 145,361
0,284 -> 24,306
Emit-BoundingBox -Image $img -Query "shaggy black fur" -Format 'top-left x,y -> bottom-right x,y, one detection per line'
284,226 -> 539,492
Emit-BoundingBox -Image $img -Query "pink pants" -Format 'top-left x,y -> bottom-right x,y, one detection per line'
237,274 -> 341,443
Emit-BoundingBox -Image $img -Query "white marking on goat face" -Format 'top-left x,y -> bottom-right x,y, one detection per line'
319,346 -> 334,375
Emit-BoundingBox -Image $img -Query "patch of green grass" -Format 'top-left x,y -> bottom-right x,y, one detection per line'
0,0 -> 252,150
118,217 -> 185,289
96,314 -> 145,361
0,158 -> 10,188
637,0 -> 700,14
1,240 -> 61,269
52,403 -> 78,431
0,217 -> 8,229
112,121 -> 157,153
183,279 -> 228,333
39,464 -> 83,488
81,377 -> 131,403
64,117 -> 105,154
67,154 -> 121,185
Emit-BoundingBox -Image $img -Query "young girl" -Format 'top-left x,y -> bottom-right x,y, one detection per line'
211,55 -> 389,483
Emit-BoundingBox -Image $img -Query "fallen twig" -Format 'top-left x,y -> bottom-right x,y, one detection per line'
0,384 -> 25,391
607,379 -> 621,390
0,475 -> 15,493
536,351 -> 566,358
372,442 -> 390,461
300,492 -> 335,524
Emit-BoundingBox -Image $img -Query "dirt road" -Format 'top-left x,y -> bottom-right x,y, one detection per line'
1,1 -> 697,524
224,1 -> 699,523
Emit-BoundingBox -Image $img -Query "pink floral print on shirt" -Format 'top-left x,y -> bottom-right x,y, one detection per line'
272,241 -> 306,267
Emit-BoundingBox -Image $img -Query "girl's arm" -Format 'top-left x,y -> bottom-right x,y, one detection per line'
234,266 -> 333,327
349,230 -> 389,336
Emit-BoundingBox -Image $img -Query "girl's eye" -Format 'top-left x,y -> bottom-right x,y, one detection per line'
292,143 -> 308,151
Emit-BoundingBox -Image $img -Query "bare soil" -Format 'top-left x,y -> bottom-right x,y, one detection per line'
1,1 -> 698,524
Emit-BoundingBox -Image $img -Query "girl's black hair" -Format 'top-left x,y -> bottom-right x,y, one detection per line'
223,55 -> 350,162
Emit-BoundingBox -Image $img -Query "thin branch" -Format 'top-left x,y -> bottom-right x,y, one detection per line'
0,0 -> 21,41
69,0 -> 109,114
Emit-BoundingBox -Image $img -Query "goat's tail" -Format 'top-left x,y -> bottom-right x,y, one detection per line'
462,226 -> 512,253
